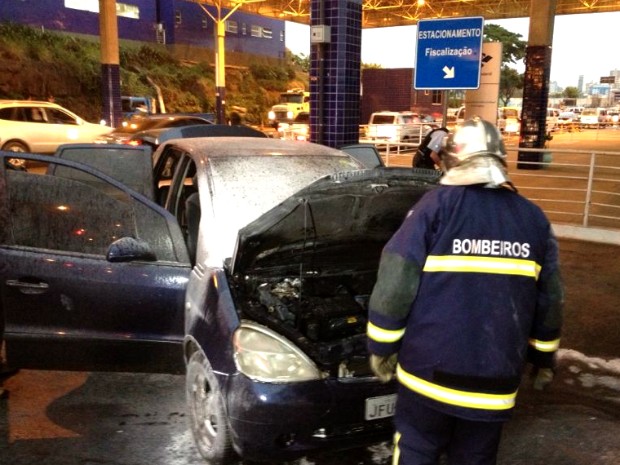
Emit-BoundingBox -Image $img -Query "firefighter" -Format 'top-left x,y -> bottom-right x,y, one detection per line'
367,117 -> 564,465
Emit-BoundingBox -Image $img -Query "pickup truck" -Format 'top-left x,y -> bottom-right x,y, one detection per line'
365,111 -> 431,143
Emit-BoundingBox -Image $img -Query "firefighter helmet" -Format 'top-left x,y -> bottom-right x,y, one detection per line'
440,117 -> 507,171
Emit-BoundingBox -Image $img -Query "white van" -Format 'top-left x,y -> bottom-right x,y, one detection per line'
580,108 -> 608,128
366,111 -> 428,143
452,106 -> 517,133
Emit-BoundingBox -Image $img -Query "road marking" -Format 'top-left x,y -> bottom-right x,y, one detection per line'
4,370 -> 87,441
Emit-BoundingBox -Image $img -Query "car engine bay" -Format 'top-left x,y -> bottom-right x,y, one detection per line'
233,271 -> 378,377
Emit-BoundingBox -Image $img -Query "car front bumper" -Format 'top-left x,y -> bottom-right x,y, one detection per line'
224,372 -> 396,461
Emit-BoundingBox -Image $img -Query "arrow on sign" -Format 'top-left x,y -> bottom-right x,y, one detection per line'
443,66 -> 455,79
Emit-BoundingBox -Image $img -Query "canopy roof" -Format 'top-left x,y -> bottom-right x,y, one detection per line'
187,0 -> 620,29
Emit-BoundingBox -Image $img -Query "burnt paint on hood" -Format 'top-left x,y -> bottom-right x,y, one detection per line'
231,167 -> 440,276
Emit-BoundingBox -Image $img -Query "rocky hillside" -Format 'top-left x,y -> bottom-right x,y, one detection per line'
0,22 -> 308,125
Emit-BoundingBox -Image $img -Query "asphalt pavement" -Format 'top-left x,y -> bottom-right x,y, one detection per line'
2,129 -> 620,465
1,237 -> 619,465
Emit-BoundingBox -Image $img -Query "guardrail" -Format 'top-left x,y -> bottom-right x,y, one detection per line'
506,146 -> 620,231
370,142 -> 620,235
359,123 -> 432,145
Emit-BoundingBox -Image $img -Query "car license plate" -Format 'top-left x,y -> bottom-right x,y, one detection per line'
365,394 -> 396,420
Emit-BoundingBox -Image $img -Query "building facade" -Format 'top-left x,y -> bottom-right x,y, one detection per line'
0,0 -> 286,59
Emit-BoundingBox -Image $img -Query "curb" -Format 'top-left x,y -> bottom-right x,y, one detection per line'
552,223 -> 620,246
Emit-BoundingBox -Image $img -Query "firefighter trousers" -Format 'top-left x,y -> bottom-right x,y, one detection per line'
393,392 -> 504,465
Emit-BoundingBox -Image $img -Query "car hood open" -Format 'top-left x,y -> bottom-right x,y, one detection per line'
230,167 -> 440,276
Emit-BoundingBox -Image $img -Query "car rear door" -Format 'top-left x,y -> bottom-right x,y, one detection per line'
0,152 -> 191,374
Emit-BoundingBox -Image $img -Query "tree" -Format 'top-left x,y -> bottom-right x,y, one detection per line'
289,51 -> 309,72
483,24 -> 527,65
483,24 -> 526,106
499,66 -> 523,107
563,86 -> 580,99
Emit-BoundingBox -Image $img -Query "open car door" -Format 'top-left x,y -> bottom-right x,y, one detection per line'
0,152 -> 191,373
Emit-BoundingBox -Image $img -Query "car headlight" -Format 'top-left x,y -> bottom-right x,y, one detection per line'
233,322 -> 322,383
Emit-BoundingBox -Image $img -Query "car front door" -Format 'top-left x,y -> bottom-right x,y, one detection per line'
0,153 -> 191,374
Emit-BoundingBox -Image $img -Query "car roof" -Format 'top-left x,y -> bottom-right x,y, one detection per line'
0,100 -> 63,108
157,136 -> 354,161
113,114 -> 214,133
140,124 -> 267,144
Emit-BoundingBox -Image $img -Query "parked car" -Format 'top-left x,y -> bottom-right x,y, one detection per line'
365,111 -> 433,143
129,123 -> 267,150
0,99 -> 113,166
277,111 -> 310,141
557,111 -> 580,131
0,140 -> 440,464
452,106 -> 519,133
579,107 -> 611,128
579,108 -> 602,128
96,113 -> 215,145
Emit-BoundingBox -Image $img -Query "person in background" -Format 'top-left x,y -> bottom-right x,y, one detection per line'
228,111 -> 242,125
412,126 -> 449,170
368,117 -> 564,465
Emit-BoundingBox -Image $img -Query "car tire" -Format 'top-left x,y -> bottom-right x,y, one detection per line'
186,351 -> 236,465
2,140 -> 29,169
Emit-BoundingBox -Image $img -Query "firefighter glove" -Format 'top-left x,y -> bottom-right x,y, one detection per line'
533,367 -> 554,391
370,354 -> 398,383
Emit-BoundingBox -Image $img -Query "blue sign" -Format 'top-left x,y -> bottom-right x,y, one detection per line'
414,17 -> 484,90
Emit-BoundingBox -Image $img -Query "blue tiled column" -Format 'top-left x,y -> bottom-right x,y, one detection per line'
310,0 -> 362,148
101,64 -> 122,127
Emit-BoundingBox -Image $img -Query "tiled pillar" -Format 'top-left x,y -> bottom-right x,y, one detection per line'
518,0 -> 556,169
310,0 -> 362,148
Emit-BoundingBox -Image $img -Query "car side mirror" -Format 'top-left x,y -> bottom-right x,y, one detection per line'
106,237 -> 157,262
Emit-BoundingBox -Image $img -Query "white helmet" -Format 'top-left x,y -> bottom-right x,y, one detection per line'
440,117 -> 507,171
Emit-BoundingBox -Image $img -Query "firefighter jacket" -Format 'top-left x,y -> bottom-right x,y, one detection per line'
367,185 -> 563,421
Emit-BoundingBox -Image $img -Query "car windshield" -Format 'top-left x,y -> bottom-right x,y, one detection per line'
280,94 -> 304,104
205,154 -> 362,262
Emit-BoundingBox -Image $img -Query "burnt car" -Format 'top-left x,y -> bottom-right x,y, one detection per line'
0,139 -> 439,463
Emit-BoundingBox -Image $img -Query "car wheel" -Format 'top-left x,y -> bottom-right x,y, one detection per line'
2,141 -> 29,169
186,351 -> 236,465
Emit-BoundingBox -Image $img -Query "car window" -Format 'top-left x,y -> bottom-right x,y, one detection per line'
3,162 -> 182,261
45,107 -> 78,125
371,115 -> 396,124
27,107 -> 46,122
51,145 -> 155,200
0,107 -> 19,120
